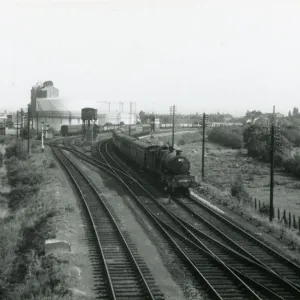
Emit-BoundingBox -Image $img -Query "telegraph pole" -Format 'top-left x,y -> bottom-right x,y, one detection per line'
202,113 -> 206,179
27,104 -> 30,153
16,110 -> 19,139
269,106 -> 276,222
129,101 -> 133,136
200,113 -> 209,179
36,111 -> 39,139
41,121 -> 44,152
169,105 -> 176,150
21,109 -> 24,141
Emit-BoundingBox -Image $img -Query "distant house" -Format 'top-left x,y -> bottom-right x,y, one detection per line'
263,112 -> 285,119
246,112 -> 285,125
211,122 -> 243,127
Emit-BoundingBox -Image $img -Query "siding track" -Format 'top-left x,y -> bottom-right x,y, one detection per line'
52,146 -> 164,300
171,195 -> 300,290
54,137 -> 300,299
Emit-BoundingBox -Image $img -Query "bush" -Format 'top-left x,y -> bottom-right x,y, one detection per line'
281,126 -> 300,147
208,126 -> 243,149
4,142 -> 28,160
259,203 -> 270,216
9,184 -> 40,210
5,143 -> 19,159
231,175 -> 250,201
6,159 -> 44,187
0,146 -> 67,300
282,156 -> 300,178
243,124 -> 291,164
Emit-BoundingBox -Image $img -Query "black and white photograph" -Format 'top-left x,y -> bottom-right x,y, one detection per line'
0,0 -> 300,299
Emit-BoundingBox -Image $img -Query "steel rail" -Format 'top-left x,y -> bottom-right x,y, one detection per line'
52,146 -> 162,300
97,141 -> 264,299
55,142 -> 225,299
99,139 -> 300,299
58,138 -> 300,298
52,146 -> 116,300
181,194 -> 300,288
102,139 -> 300,287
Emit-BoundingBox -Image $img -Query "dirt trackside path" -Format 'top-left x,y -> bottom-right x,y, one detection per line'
46,145 -> 96,298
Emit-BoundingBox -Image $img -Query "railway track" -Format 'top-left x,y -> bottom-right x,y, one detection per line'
56,137 -> 300,299
98,140 -> 300,300
170,195 -> 300,288
52,146 -> 164,300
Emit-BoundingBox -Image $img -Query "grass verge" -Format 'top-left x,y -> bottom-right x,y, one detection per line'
0,140 -> 72,300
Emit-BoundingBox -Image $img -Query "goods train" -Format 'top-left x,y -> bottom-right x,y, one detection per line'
160,122 -> 243,128
61,124 -> 84,136
112,129 -> 197,194
61,124 -> 116,137
61,123 -> 152,137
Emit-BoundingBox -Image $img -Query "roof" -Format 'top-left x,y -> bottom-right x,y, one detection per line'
132,139 -> 152,149
115,131 -> 137,143
41,85 -> 57,91
36,98 -> 70,116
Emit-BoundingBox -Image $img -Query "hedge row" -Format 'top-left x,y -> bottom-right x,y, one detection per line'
208,126 -> 244,149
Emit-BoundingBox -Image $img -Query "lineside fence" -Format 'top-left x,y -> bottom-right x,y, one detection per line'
250,197 -> 300,232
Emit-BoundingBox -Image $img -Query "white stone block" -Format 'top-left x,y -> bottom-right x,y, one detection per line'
45,239 -> 71,254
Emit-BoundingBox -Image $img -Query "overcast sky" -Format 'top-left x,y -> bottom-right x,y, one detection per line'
0,0 -> 299,116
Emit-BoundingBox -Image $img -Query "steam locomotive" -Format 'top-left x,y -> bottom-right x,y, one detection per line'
112,129 -> 197,194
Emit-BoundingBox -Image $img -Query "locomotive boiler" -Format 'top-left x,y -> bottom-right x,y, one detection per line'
161,150 -> 190,175
112,129 -> 197,194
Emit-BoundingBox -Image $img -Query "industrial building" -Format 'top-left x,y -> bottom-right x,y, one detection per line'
30,81 -> 82,132
0,114 -> 6,135
1,81 -> 140,136
30,81 -> 139,132
103,112 -> 137,125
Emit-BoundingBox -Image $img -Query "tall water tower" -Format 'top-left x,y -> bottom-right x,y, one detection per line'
81,107 -> 97,141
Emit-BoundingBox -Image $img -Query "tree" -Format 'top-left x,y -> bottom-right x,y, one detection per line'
20,128 -> 36,139
245,110 -> 263,119
293,107 -> 299,117
243,124 -> 291,165
139,111 -> 146,123
161,116 -> 170,124
208,126 -> 243,149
